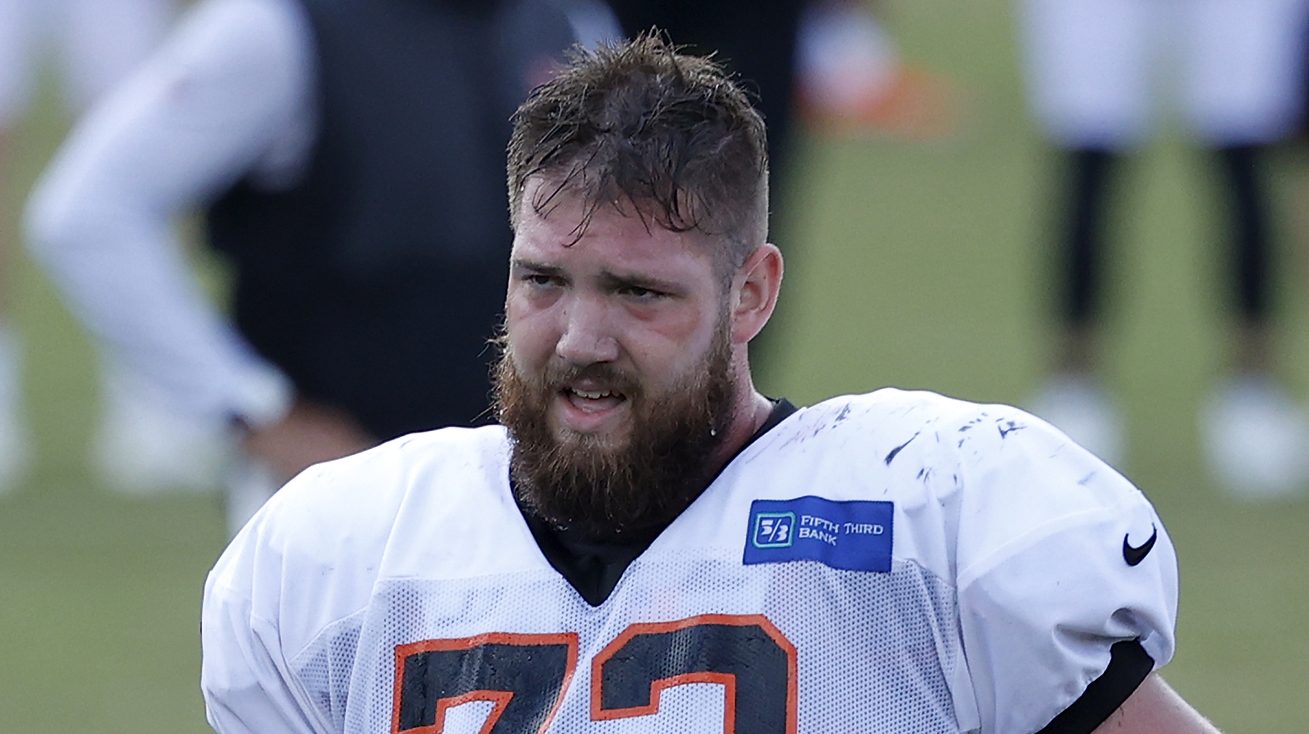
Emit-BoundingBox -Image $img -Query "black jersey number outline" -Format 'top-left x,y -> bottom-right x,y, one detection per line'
392,632 -> 579,733
592,614 -> 798,733
392,614 -> 797,734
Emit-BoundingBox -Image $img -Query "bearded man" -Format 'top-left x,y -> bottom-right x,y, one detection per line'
201,34 -> 1219,734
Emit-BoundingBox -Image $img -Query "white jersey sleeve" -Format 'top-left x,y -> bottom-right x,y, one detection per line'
201,427 -> 494,732
23,0 -> 315,422
947,402 -> 1178,732
202,450 -> 393,733
202,461 -> 335,733
202,582 -> 324,733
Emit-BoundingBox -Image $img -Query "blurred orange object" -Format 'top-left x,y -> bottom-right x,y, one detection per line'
797,62 -> 964,141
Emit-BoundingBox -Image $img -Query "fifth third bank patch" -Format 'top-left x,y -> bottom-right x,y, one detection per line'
743,496 -> 893,572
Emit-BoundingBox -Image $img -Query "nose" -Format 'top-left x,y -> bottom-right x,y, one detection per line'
554,294 -> 620,365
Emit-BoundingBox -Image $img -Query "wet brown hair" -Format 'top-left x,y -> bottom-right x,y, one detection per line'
507,32 -> 770,275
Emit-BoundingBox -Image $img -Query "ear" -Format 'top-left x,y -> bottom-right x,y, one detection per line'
730,243 -> 783,345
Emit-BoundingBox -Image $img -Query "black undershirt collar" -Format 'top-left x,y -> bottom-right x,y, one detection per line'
512,398 -> 799,606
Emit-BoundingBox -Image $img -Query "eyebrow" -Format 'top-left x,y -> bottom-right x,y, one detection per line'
595,270 -> 683,295
510,257 -> 684,295
510,257 -> 562,277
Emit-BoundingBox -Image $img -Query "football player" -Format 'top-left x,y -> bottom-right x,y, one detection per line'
202,34 -> 1218,733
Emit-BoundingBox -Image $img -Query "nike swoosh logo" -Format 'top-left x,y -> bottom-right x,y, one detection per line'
1123,524 -> 1158,567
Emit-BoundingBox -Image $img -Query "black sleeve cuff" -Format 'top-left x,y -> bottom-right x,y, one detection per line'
1036,639 -> 1155,734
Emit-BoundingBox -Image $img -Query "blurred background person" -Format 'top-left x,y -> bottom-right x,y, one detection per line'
0,0 -> 187,494
1020,0 -> 1309,499
24,0 -> 581,534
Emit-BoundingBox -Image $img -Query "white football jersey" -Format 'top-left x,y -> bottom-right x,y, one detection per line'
202,388 -> 1177,734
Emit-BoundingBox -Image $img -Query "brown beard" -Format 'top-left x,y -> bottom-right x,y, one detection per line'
493,321 -> 737,543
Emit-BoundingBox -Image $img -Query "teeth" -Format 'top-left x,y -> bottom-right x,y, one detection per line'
572,388 -> 614,400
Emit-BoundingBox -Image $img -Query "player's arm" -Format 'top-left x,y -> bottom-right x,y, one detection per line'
23,0 -> 305,424
1092,674 -> 1221,733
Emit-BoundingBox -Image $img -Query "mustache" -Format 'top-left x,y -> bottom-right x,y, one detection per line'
538,361 -> 641,397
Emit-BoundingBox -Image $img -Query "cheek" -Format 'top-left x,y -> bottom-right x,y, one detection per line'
504,310 -> 554,369
622,306 -> 717,374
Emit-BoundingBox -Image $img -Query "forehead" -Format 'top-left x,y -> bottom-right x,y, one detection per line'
512,178 -> 717,274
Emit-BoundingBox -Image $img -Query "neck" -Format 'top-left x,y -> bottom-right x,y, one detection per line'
708,373 -> 772,473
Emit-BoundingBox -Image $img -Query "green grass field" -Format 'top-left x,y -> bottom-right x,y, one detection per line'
2,1 -> 1307,730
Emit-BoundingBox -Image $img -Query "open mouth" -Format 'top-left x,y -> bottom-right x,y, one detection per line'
563,386 -> 627,413
549,379 -> 634,435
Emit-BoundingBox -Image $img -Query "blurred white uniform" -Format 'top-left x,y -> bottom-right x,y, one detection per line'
0,0 -> 190,494
1022,0 -> 1309,146
0,0 -> 176,123
25,0 -> 313,520
203,390 -> 1178,733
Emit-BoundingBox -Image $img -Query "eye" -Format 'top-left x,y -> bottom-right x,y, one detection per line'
618,284 -> 665,301
522,273 -> 560,288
